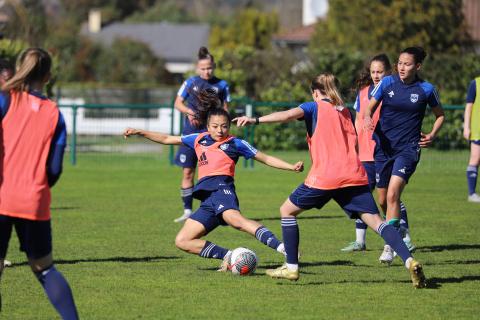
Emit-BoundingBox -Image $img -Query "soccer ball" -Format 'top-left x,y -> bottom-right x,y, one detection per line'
230,247 -> 258,276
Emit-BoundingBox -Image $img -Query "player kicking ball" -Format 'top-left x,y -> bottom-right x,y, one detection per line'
124,90 -> 303,271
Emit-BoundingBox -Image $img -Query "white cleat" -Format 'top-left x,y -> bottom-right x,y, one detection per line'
468,193 -> 480,203
174,209 -> 192,223
3,260 -> 12,267
379,245 -> 394,265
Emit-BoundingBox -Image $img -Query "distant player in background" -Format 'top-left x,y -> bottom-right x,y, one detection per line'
173,47 -> 230,223
363,47 -> 445,264
0,59 -> 14,268
234,74 -> 426,288
341,54 -> 415,253
0,48 -> 78,318
124,90 -> 303,272
463,76 -> 480,203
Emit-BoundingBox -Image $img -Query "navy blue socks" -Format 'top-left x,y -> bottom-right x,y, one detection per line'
181,187 -> 193,210
377,223 -> 412,262
35,265 -> 78,320
199,241 -> 229,260
281,218 -> 299,265
255,226 -> 282,250
467,165 -> 478,195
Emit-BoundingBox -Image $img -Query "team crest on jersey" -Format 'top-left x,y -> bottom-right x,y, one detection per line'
220,143 -> 229,151
388,90 -> 394,97
210,87 -> 219,93
193,86 -> 198,92
410,94 -> 419,103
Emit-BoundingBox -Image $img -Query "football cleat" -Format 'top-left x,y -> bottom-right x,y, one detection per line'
266,264 -> 299,281
341,241 -> 366,252
3,260 -> 12,267
468,193 -> 480,203
379,245 -> 394,265
408,259 -> 426,288
217,251 -> 232,272
174,209 -> 192,223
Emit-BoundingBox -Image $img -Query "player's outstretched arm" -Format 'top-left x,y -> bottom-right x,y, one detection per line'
123,128 -> 182,145
253,151 -> 304,172
233,107 -> 304,127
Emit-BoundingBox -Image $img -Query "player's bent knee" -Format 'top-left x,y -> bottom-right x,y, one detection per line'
28,254 -> 53,273
175,235 -> 191,251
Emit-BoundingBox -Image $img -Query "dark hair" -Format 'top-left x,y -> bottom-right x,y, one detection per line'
355,53 -> 392,90
198,46 -> 214,63
206,108 -> 231,127
195,88 -> 223,126
2,48 -> 51,92
0,59 -> 13,72
400,46 -> 427,64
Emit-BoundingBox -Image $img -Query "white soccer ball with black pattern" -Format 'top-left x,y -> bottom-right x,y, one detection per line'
230,247 -> 258,276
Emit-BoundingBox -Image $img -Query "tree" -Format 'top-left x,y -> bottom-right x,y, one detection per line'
209,8 -> 279,50
310,0 -> 473,56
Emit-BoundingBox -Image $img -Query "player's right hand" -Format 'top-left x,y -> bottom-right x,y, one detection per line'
463,128 -> 470,140
363,115 -> 374,131
123,127 -> 140,139
232,116 -> 254,127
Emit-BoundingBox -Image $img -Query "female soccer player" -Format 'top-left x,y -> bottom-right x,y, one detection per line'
341,54 -> 415,254
0,48 -> 78,318
234,73 -> 426,288
173,47 -> 230,223
463,76 -> 480,203
363,47 -> 445,263
124,96 -> 303,272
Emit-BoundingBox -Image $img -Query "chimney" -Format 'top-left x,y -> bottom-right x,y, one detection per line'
88,9 -> 102,33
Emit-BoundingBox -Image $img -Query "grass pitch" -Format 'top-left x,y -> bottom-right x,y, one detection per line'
1,149 -> 479,319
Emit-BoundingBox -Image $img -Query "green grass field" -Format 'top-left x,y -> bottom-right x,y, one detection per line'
1,149 -> 479,319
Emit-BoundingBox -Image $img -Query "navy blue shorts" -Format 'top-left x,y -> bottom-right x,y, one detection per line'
375,145 -> 421,188
288,183 -> 379,219
174,145 -> 197,168
189,186 -> 240,233
471,140 -> 480,145
362,161 -> 376,191
0,215 -> 52,259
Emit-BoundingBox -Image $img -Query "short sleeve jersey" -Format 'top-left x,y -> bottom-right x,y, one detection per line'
466,79 -> 476,103
371,74 -> 441,153
177,76 -> 230,135
181,133 -> 256,194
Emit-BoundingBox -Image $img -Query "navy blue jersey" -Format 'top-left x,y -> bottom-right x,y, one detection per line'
466,79 -> 476,103
371,74 -> 441,153
0,91 -> 67,186
181,133 -> 256,197
177,76 -> 230,135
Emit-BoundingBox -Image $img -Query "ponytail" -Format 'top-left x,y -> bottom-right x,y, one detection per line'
198,46 -> 214,63
2,48 -> 52,92
310,73 -> 344,107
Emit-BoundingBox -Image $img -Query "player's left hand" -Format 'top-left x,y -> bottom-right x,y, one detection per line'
419,132 -> 435,148
293,161 -> 304,172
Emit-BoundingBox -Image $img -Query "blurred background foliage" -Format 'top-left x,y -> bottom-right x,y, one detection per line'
0,0 -> 478,149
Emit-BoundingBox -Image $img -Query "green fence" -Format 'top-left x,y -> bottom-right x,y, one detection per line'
59,97 -> 466,167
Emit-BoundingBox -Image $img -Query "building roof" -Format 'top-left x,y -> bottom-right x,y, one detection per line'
81,22 -> 210,63
272,23 -> 316,45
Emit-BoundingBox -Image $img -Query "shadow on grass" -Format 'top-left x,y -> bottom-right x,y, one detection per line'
9,255 -> 180,267
426,275 -> 480,289
418,244 -> 480,252
51,206 -> 80,211
251,215 -> 343,222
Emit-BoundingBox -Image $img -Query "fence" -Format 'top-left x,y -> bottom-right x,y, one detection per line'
59,97 -> 467,168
